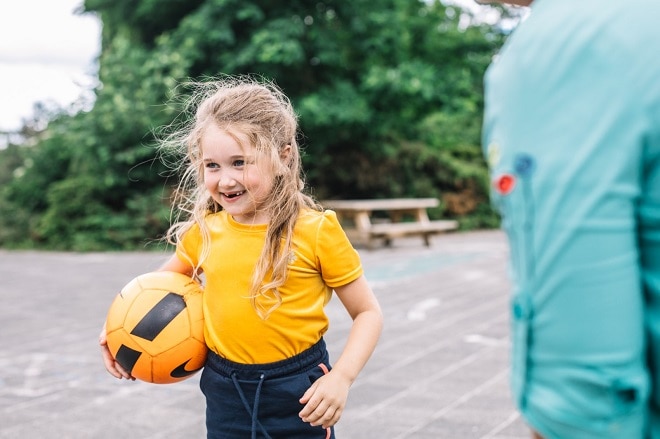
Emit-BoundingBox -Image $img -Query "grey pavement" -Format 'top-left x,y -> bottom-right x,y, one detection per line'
0,230 -> 531,438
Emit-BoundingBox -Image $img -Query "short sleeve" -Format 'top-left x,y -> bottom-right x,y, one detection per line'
175,223 -> 202,268
315,210 -> 363,288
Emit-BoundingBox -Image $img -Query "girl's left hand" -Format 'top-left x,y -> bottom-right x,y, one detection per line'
99,325 -> 135,381
298,370 -> 351,429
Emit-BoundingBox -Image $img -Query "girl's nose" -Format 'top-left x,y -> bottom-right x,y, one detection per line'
217,171 -> 236,188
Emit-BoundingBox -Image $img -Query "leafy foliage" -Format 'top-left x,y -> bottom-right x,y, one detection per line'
0,0 -> 505,250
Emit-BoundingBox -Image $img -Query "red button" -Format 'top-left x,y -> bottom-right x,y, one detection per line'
494,174 -> 516,195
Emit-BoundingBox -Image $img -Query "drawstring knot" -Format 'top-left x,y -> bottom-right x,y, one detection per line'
230,371 -> 271,439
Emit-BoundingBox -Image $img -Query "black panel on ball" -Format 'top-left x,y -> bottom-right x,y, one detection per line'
131,292 -> 186,341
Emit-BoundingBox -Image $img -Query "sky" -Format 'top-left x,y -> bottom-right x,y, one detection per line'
0,0 -> 100,132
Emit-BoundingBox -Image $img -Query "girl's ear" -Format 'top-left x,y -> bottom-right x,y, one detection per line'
280,144 -> 292,165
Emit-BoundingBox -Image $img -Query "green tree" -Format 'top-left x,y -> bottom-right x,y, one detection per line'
0,0 -> 505,250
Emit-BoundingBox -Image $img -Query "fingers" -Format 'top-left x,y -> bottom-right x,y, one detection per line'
298,382 -> 315,405
300,400 -> 342,429
99,327 -> 135,380
100,344 -> 126,379
299,387 -> 343,429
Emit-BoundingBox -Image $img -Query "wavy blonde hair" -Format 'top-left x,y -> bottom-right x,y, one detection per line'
161,76 -> 320,318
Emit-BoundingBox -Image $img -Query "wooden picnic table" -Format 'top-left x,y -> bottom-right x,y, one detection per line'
322,198 -> 458,248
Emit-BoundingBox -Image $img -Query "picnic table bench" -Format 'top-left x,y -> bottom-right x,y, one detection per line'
322,198 -> 458,248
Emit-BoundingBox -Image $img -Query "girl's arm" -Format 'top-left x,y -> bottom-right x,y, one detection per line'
157,253 -> 197,277
299,274 -> 383,429
99,253 -> 197,380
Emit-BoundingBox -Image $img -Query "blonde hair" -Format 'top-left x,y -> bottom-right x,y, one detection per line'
161,76 -> 320,318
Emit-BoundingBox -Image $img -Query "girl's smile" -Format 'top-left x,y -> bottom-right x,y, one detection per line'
200,123 -> 273,224
221,190 -> 245,203
222,191 -> 244,198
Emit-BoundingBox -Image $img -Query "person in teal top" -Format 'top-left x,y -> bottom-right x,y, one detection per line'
480,0 -> 660,437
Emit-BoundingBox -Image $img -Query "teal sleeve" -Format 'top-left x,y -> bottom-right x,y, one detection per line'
643,124 -> 660,412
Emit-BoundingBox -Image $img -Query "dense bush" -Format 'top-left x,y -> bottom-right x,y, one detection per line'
0,0 -> 507,250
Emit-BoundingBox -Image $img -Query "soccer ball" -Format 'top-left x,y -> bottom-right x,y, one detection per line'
105,271 -> 207,384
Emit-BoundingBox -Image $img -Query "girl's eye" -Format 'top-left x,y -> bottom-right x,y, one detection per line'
205,162 -> 219,169
232,159 -> 245,167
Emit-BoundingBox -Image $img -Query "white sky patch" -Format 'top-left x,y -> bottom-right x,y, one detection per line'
0,0 -> 100,131
442,0 -> 530,31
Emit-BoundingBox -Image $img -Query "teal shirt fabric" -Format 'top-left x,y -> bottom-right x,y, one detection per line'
482,0 -> 660,437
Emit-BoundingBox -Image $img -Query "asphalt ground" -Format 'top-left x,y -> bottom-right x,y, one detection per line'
0,230 -> 532,438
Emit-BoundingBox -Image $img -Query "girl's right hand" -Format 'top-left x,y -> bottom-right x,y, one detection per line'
99,324 -> 135,380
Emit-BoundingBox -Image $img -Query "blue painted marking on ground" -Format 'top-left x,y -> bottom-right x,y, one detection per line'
364,252 -> 481,283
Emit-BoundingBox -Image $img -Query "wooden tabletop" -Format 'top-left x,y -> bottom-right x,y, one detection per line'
322,198 -> 439,211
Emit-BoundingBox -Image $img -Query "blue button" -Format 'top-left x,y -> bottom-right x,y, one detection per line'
513,302 -> 524,319
512,295 -> 531,320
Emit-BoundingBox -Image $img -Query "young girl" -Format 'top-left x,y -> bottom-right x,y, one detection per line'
100,76 -> 383,439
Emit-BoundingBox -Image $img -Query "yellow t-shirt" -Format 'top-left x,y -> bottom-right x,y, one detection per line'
176,208 -> 363,364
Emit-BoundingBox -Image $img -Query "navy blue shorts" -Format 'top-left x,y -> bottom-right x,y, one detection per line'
200,339 -> 334,439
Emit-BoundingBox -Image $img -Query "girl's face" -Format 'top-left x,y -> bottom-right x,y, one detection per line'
200,123 -> 273,224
